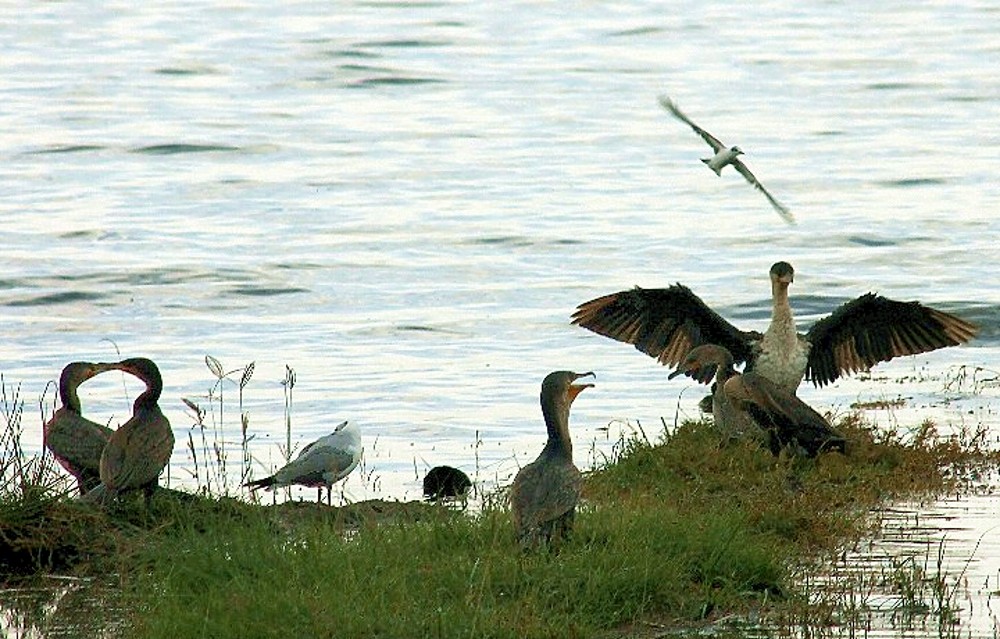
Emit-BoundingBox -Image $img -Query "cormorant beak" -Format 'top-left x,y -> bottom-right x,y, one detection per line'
98,361 -> 131,376
568,371 -> 595,401
89,362 -> 119,378
668,361 -> 696,380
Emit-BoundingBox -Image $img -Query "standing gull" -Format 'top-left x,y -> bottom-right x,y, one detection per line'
658,95 -> 794,225
43,362 -> 117,495
573,261 -> 978,394
244,420 -> 362,505
510,370 -> 594,550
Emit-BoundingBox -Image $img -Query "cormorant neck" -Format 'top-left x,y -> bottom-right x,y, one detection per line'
60,377 -> 82,414
133,379 -> 161,412
540,393 -> 573,461
770,280 -> 796,333
713,354 -> 737,385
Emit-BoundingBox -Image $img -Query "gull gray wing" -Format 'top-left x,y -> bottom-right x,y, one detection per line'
731,159 -> 795,225
277,440 -> 358,486
658,96 -> 726,152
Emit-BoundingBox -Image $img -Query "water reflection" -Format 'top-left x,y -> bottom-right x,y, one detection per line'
801,492 -> 1000,639
0,577 -> 121,639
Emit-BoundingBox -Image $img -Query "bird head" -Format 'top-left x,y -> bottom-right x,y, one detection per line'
669,344 -> 730,383
60,361 -> 118,390
542,370 -> 595,406
769,261 -> 795,286
102,357 -> 163,390
730,145 -> 744,156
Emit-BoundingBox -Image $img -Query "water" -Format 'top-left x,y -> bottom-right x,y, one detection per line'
1,0 -> 999,634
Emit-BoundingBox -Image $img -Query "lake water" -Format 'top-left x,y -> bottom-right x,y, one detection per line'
1,0 -> 999,635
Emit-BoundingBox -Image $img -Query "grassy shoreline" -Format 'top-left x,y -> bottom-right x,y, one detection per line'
4,404 -> 997,638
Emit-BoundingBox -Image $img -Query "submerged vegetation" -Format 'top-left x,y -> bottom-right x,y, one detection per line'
2,364 -> 999,638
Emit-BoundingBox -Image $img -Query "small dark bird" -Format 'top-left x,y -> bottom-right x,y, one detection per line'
244,420 -> 361,505
659,95 -> 794,225
573,261 -> 977,394
672,344 -> 845,456
510,370 -> 594,550
423,465 -> 472,500
86,357 -> 174,506
43,362 -> 117,494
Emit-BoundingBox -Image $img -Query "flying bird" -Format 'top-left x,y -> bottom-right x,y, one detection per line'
672,344 -> 846,456
659,95 -> 794,225
510,371 -> 594,550
43,362 -> 117,495
245,420 -> 362,505
573,261 -> 978,394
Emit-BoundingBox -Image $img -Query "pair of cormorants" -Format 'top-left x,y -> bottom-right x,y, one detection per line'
43,358 -> 174,505
46,356 -> 363,506
513,261 -> 977,549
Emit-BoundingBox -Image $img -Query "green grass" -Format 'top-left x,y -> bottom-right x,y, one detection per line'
115,416 -> 998,639
4,365 -> 999,639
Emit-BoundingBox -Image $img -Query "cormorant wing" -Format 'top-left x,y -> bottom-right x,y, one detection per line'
735,372 -> 845,457
730,159 -> 795,225
658,96 -> 726,153
804,293 -> 978,387
572,284 -> 760,381
45,411 -> 112,471
510,460 -> 582,531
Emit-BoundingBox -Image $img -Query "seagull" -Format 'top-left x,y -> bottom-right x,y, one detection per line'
658,95 -> 795,225
244,420 -> 362,505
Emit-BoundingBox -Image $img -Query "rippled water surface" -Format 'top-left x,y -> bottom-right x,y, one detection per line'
2,1 -> 999,635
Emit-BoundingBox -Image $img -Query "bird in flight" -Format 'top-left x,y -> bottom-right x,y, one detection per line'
658,95 -> 794,225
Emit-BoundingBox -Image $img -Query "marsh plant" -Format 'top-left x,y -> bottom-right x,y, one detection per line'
181,355 -> 255,497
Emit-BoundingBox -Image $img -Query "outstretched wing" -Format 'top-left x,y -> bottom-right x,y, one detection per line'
804,293 -> 978,387
572,284 -> 760,376
658,95 -> 726,153
731,159 -> 795,225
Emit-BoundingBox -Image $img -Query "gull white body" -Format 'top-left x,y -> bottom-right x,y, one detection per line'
246,420 -> 362,504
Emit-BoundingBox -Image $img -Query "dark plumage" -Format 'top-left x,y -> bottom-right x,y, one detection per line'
423,465 -> 472,500
87,357 -> 174,506
670,345 -> 762,444
43,362 -> 117,494
572,262 -> 977,393
510,370 -> 594,550
674,344 -> 845,457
